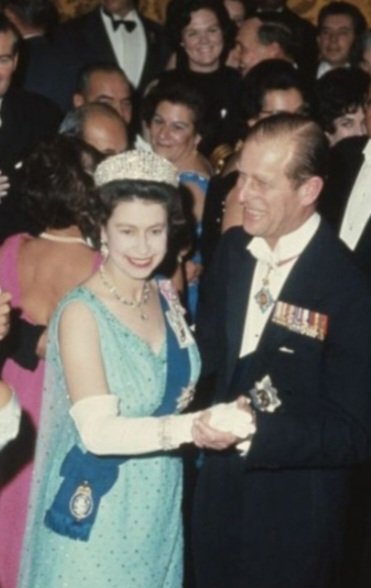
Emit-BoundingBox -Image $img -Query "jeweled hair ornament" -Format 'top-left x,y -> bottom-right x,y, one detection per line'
94,150 -> 179,187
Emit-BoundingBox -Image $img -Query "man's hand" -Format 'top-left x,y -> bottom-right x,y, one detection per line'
0,172 -> 10,199
0,291 -> 12,340
192,413 -> 241,450
185,260 -> 203,285
191,396 -> 256,451
0,380 -> 12,409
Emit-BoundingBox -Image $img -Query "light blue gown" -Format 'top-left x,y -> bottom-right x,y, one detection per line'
18,282 -> 200,588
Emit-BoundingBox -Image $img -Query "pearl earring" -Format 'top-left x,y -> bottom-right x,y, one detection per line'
100,241 -> 109,258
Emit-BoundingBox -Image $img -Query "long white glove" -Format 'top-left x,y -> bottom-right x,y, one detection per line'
69,395 -> 256,456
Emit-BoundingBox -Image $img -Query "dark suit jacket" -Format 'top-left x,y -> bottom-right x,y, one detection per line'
50,7 -> 169,111
14,35 -> 61,102
0,86 -> 61,174
0,87 -> 61,242
320,136 -> 371,280
193,221 -> 371,588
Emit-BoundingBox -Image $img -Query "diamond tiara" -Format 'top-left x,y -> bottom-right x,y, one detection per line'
94,150 -> 179,187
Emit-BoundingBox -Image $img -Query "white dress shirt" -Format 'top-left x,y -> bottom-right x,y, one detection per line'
101,8 -> 146,88
339,140 -> 371,251
316,61 -> 350,79
239,213 -> 321,357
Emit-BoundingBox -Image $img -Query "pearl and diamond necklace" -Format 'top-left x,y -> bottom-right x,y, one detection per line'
99,265 -> 151,321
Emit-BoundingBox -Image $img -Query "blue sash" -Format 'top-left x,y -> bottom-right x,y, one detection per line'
44,289 -> 191,541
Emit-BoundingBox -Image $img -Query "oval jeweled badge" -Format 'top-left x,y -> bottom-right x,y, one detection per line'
69,481 -> 94,520
249,375 -> 281,413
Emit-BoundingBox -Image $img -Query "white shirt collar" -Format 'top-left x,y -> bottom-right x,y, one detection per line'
317,61 -> 350,79
247,212 -> 320,267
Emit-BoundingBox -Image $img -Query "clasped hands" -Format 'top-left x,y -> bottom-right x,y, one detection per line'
192,396 -> 256,454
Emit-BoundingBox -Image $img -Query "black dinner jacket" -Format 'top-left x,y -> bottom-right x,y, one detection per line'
50,7 -> 169,110
197,220 -> 371,469
0,86 -> 62,175
194,221 -> 371,588
0,87 -> 61,242
320,135 -> 371,280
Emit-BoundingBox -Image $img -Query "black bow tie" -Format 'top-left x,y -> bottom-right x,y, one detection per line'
103,8 -> 137,32
112,18 -> 136,32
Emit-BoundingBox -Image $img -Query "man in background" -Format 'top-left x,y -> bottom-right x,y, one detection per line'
317,1 -> 366,78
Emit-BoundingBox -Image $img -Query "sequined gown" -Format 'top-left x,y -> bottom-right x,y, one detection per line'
18,282 -> 200,588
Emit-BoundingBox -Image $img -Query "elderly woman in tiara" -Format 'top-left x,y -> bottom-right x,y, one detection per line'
18,150 -> 255,588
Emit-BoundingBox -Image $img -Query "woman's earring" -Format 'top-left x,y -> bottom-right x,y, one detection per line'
100,241 -> 109,258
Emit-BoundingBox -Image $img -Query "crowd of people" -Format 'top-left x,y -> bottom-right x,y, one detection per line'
1,0 -> 371,587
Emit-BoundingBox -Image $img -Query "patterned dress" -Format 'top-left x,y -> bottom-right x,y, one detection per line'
18,281 -> 200,588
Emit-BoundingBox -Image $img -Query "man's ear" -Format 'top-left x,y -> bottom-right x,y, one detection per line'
267,41 -> 283,59
299,175 -> 324,207
73,93 -> 84,108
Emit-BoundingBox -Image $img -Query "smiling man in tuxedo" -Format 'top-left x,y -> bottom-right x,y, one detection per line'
51,0 -> 168,112
192,113 -> 371,588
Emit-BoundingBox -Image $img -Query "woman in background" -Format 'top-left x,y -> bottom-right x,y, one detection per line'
143,81 -> 212,320
0,135 -> 101,588
158,0 -> 241,156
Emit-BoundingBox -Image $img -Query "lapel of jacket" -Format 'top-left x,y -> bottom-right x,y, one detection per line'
138,17 -> 165,89
0,90 -> 16,131
0,89 -> 23,165
225,237 -> 256,385
257,221 -> 328,357
83,9 -> 116,63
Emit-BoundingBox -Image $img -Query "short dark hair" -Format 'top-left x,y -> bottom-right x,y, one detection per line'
142,80 -> 206,136
240,59 -> 312,121
246,113 -> 329,186
75,62 -> 131,96
315,67 -> 369,135
165,0 -> 236,59
20,135 -> 100,235
318,1 -> 367,36
257,14 -> 297,61
59,102 -> 127,140
3,0 -> 59,32
0,13 -> 21,54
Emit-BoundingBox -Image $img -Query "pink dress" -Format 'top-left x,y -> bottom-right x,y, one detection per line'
0,234 -> 100,588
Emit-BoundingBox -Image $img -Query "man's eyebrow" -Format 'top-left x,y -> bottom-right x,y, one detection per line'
96,94 -> 114,100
